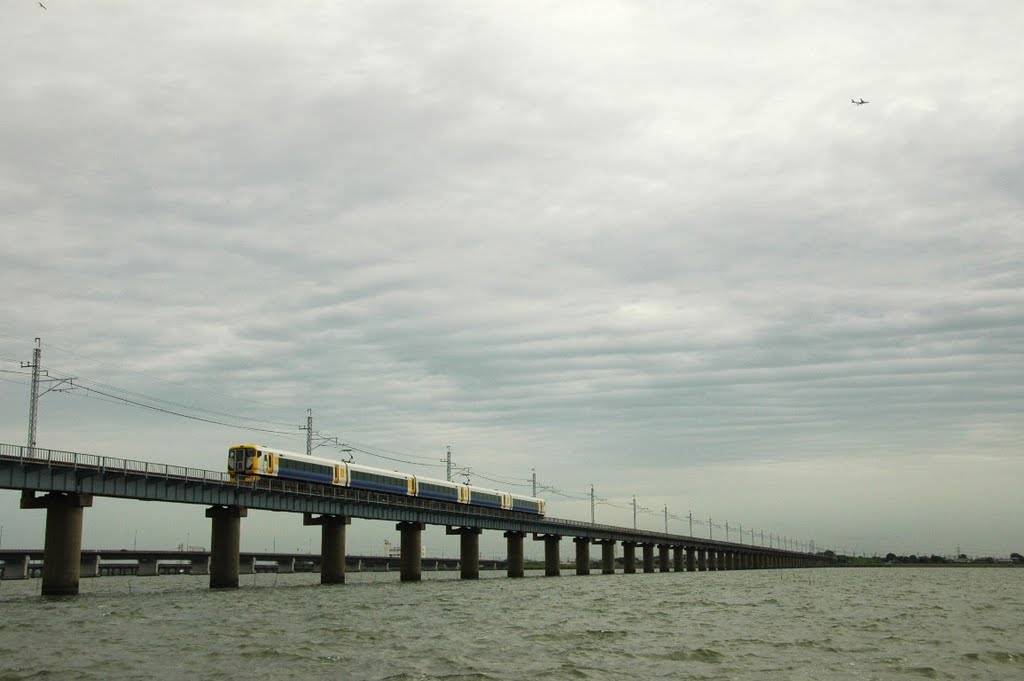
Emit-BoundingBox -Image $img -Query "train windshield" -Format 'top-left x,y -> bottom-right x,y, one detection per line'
228,447 -> 255,472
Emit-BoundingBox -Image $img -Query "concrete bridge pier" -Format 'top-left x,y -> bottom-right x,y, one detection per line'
207,505 -> 247,589
698,548 -> 708,571
596,540 -> 616,574
573,537 -> 591,575
190,556 -> 210,575
138,558 -> 160,576
447,526 -> 482,579
641,544 -> 655,573
673,546 -> 684,572
504,531 -> 526,578
1,554 -> 30,580
303,514 -> 350,584
533,534 -> 561,576
686,546 -> 696,572
622,541 -> 637,573
276,558 -> 295,574
21,491 -> 93,596
397,522 -> 426,582
658,545 -> 670,572
80,554 -> 100,578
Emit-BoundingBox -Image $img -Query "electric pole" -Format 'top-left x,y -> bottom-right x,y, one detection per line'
21,338 -> 74,450
446,446 -> 452,482
306,409 -> 313,455
632,495 -> 637,529
24,338 -> 41,449
687,510 -> 693,537
708,516 -> 713,540
531,468 -> 536,498
590,484 -> 595,524
664,505 -> 668,534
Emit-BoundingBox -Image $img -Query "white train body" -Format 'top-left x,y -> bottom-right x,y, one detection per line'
228,444 -> 545,516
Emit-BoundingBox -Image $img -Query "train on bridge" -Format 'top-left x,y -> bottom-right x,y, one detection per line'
228,444 -> 547,516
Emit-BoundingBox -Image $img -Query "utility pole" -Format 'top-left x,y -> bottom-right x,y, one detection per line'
708,516 -> 713,540
531,468 -> 537,498
664,505 -> 668,533
725,521 -> 730,542
21,338 -> 74,450
687,510 -> 693,537
446,446 -> 452,482
24,338 -> 41,449
305,409 -> 313,455
632,495 -> 637,530
590,484 -> 595,524
739,523 -> 743,545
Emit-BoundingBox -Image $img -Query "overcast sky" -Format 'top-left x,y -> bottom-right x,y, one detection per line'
2,1 -> 1022,560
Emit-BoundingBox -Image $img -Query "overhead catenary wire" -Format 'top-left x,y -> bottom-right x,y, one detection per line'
3,347 -> 822,551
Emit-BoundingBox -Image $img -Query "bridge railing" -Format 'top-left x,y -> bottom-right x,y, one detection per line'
0,443 -> 232,484
1,443 -> 807,554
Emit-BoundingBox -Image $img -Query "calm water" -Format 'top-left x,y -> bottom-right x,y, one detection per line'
1,568 -> 1021,680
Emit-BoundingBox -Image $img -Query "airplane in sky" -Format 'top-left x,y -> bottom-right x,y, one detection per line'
852,98 -> 869,105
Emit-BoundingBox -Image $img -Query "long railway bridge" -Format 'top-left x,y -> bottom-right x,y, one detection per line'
0,443 -> 832,595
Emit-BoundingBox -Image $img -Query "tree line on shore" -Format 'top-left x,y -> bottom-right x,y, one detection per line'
832,552 -> 1022,566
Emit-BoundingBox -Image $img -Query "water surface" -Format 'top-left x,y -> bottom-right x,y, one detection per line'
1,568 -> 1021,680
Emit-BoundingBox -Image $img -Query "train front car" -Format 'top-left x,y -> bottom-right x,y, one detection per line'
415,476 -> 469,504
467,486 -> 512,511
510,493 -> 546,516
348,462 -> 416,496
228,444 -> 263,482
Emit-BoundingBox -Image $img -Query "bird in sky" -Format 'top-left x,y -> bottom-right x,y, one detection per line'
852,98 -> 869,105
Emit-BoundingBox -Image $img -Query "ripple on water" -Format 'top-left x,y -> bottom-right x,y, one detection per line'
659,648 -> 725,663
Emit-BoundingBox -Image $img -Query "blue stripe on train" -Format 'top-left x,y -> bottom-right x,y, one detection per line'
350,480 -> 408,495
277,470 -> 334,484
419,490 -> 460,502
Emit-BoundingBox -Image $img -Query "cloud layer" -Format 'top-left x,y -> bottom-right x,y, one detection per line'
2,2 -> 1022,557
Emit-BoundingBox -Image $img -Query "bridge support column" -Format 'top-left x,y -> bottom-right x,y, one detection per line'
574,537 -> 591,575
642,544 -> 655,573
80,554 -> 100,578
1,554 -> 30,580
397,522 -> 426,582
21,491 -> 93,596
207,505 -> 247,589
138,557 -> 159,576
504,531 -> 525,578
622,541 -> 637,574
304,514 -> 350,584
686,546 -> 696,572
447,527 -> 482,579
658,545 -> 670,572
190,556 -> 210,575
597,540 -> 616,574
698,548 -> 707,571
276,558 -> 295,574
673,546 -> 684,572
533,534 -> 561,576
708,550 -> 718,571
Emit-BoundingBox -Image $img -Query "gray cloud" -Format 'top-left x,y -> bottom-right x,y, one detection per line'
1,1 -> 1022,558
